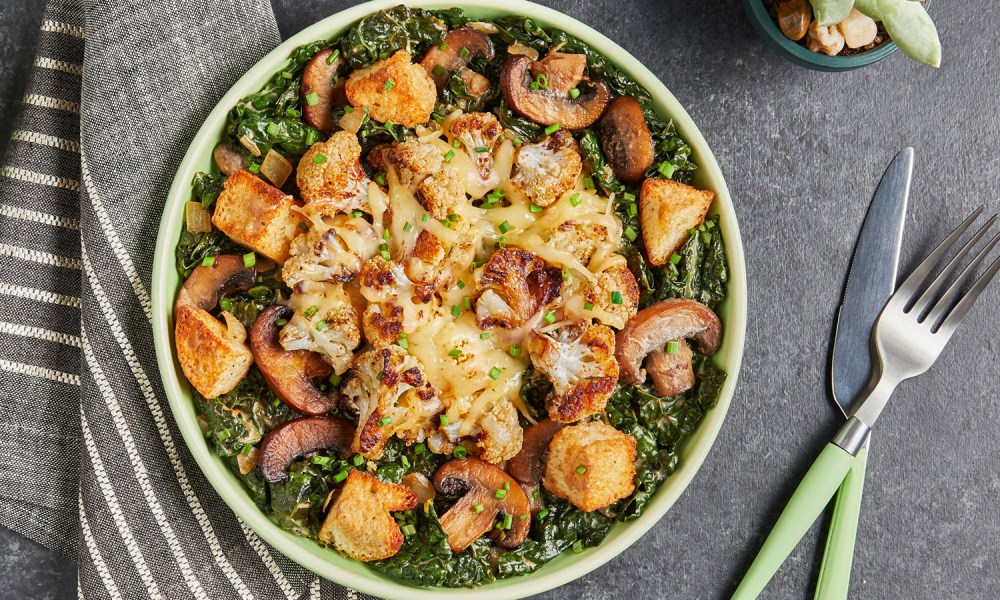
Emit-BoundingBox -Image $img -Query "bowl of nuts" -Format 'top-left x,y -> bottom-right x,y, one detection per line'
743,0 -> 938,71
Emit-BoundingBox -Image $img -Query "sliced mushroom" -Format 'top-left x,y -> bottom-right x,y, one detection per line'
500,54 -> 610,130
615,298 -> 722,390
508,419 -> 563,485
599,96 -> 654,182
213,142 -> 247,177
258,415 -> 354,483
301,48 -> 347,133
433,458 -> 530,552
249,304 -> 339,415
532,51 -> 586,96
645,340 -> 695,397
176,254 -> 256,312
420,27 -> 495,88
778,0 -> 812,42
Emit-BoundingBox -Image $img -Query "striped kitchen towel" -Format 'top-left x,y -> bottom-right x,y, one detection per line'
0,1 -> 373,598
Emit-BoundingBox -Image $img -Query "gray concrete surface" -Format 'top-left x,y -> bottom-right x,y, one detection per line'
2,1 -> 999,598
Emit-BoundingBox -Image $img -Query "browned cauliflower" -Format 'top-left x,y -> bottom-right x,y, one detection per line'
370,141 -> 465,220
279,281 -> 361,374
448,112 -> 503,181
527,322 -> 619,422
546,220 -> 609,266
358,255 -> 437,346
583,263 -> 640,328
474,248 -> 562,329
405,228 -> 476,301
281,212 -> 379,291
297,132 -> 371,215
344,50 -> 436,127
340,346 -> 444,459
436,394 -> 522,464
510,130 -> 582,207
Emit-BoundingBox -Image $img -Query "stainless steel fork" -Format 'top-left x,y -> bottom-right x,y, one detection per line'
734,207 -> 1000,599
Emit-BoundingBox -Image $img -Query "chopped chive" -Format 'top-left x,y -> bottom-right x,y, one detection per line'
275,318 -> 288,327
451,305 -> 462,316
448,213 -> 459,222
201,256 -> 215,267
432,112 -> 444,122
305,129 -> 319,145
380,250 -> 391,260
509,344 -> 522,358
497,236 -> 506,248
414,443 -> 426,454
248,163 -> 260,173
575,465 -> 587,475
463,296 -> 471,310
480,332 -> 490,339
243,252 -> 256,268
498,220 -> 511,233
304,305 -> 318,318
459,47 -> 470,58
611,291 -> 623,305
658,161 -> 677,178
448,349 -> 461,358
666,340 -> 681,354
433,64 -> 445,76
403,221 -> 413,233
286,107 -> 300,118
627,202 -> 638,217
376,370 -> 383,381
344,105 -> 354,113
440,414 -> 450,426
495,489 -> 507,499
454,445 -> 467,459
529,203 -> 543,214
400,455 -> 410,469
329,373 -> 342,386
513,137 -> 523,147
544,123 -> 561,135
474,146 -> 489,153
378,415 -> 392,427
584,302 -> 594,311
304,92 -> 319,107
572,540 -> 584,553
280,71 -> 293,80
569,87 -> 580,99
439,41 -> 448,50
352,454 -> 364,466
444,150 -> 455,162
502,513 -> 513,529
312,455 -> 332,465
326,49 -> 340,64
333,469 -> 349,483
624,226 -> 638,242
315,320 -> 328,331
489,367 -> 502,380
519,513 -> 529,521
543,311 -> 556,324
456,280 -> 466,289
401,524 -> 416,536
536,73 -> 548,89
382,228 -> 391,240
384,78 -> 395,91
537,509 -> 550,520
352,210 -> 363,218
706,220 -> 716,229
623,192 -> 636,202
474,502 -> 484,513
266,122 -> 279,136
702,231 -> 713,244
451,139 -> 462,148
530,81 -> 540,91
570,193 -> 581,207
422,213 -> 430,222
670,253 -> 682,265
503,481 -> 510,491
313,153 -> 328,164
583,176 -> 594,189
375,172 -> 387,186
397,336 -> 408,349
219,297 -> 233,313
562,268 -> 571,282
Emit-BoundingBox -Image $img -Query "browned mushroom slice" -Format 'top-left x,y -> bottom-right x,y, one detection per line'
301,48 -> 347,133
420,27 -> 495,88
258,415 -> 354,483
213,142 -> 247,177
615,298 -> 722,391
508,419 -> 563,485
249,304 -> 339,416
176,254 -> 256,312
599,96 -> 654,182
500,54 -> 610,129
434,459 -> 530,552
531,51 -> 586,96
644,340 -> 695,397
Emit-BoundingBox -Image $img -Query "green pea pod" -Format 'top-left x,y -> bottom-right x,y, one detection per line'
879,0 -> 941,67
853,0 -> 882,20
810,0 -> 854,26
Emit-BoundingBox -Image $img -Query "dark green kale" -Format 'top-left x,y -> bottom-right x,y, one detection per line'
495,99 -> 543,142
332,106 -> 412,156
375,438 -> 447,483
578,129 -> 624,196
226,268 -> 290,329
270,459 -> 349,536
339,6 -> 457,70
650,214 -> 728,309
176,172 -> 243,277
518,369 -> 553,423
491,16 -> 552,51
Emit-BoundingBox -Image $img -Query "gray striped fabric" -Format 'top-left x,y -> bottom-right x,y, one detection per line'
0,1 -> 373,598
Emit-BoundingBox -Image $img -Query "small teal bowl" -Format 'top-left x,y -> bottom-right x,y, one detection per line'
742,0 -> 909,71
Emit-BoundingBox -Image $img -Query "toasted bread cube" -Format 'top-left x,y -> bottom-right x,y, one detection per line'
212,169 -> 303,263
640,178 -> 714,266
345,50 -> 436,127
318,470 -> 418,562
542,421 -> 636,512
174,305 -> 253,399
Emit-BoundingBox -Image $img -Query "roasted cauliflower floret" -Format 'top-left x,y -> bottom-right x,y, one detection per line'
282,211 -> 379,290
358,255 -> 438,343
318,470 -> 418,561
547,220 -> 609,266
406,225 -> 476,300
543,421 -> 636,512
527,322 -> 619,422
370,141 -> 443,191
280,281 -> 361,374
474,396 -> 522,463
211,169 -> 304,263
448,112 -> 503,180
510,130 -> 582,207
416,163 -> 466,220
345,50 -> 436,127
474,248 -> 562,329
297,132 -> 371,215
584,263 -> 640,328
340,346 -> 444,459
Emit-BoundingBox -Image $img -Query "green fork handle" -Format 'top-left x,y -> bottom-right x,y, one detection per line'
732,443 -> 856,600
814,438 -> 870,600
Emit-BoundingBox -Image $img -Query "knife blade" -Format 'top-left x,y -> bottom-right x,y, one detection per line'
816,147 -> 912,600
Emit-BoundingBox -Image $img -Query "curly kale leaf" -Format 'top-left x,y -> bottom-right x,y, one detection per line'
578,129 -> 625,196
492,16 -> 552,51
495,99 -> 543,142
339,6 -> 454,70
651,214 -> 728,309
518,369 -> 553,423
374,437 -> 447,483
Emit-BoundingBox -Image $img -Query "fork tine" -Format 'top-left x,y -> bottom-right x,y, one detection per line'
893,207 -> 984,310
936,249 -> 1000,337
925,228 -> 1000,328
912,215 -> 997,319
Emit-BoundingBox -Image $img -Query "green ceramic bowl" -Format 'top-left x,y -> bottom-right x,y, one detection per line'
151,1 -> 748,597
742,0 -> 905,71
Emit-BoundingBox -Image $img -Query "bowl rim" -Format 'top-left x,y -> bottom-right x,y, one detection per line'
741,0 -> 899,70
150,1 -> 748,598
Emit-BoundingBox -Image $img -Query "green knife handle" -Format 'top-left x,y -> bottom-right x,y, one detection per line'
732,443 -> 856,600
814,443 -> 870,600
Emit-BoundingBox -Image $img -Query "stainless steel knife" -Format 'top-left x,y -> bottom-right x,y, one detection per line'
815,147 -> 912,599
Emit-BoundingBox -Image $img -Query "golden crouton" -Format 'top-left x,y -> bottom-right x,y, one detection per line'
345,51 -> 436,127
542,421 -> 636,512
174,304 -> 253,399
639,178 -> 714,266
297,132 -> 371,215
318,470 -> 418,562
211,169 -> 304,263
